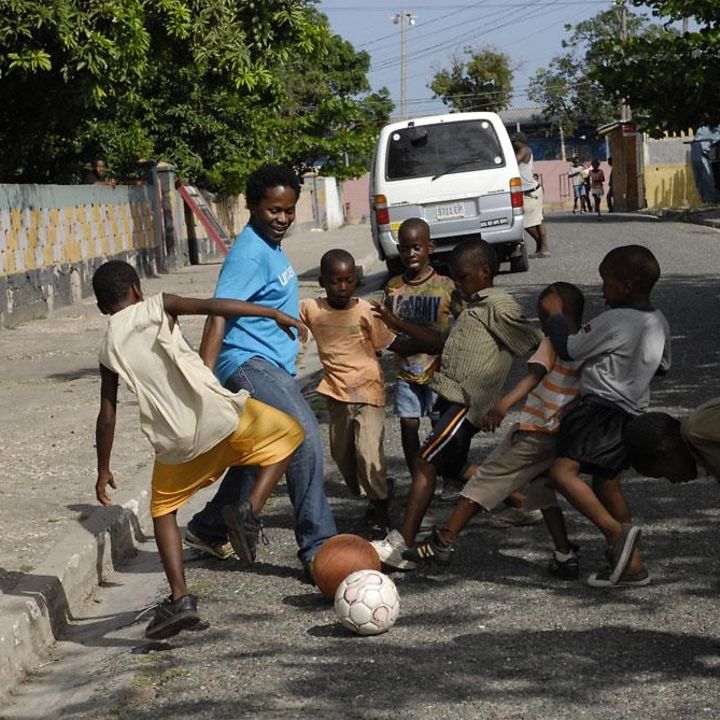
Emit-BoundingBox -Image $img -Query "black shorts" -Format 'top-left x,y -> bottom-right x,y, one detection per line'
418,398 -> 479,479
556,395 -> 632,477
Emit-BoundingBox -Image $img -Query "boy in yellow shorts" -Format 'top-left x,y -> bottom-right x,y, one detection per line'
92,261 -> 305,639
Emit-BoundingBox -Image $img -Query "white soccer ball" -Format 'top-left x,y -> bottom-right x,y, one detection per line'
333,569 -> 400,636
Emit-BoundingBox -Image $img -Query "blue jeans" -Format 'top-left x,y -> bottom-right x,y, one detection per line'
187,356 -> 337,564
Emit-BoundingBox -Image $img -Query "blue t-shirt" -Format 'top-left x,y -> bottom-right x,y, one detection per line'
214,223 -> 299,383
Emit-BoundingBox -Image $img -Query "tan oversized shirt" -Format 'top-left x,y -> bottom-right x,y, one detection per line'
99,294 -> 248,464
430,287 -> 542,427
681,397 -> 720,480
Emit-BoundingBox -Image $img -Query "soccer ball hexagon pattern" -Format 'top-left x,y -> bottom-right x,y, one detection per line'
333,569 -> 400,636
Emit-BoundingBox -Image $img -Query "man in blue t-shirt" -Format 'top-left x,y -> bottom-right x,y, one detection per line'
187,164 -> 337,574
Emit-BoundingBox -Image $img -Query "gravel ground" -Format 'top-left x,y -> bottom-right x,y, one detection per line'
2,214 -> 720,719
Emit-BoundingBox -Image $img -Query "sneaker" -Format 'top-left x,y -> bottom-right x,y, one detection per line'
548,552 -> 579,581
370,529 -> 417,570
184,529 -> 235,560
491,507 -> 543,527
145,595 -> 200,640
402,527 -> 454,566
221,501 -> 264,565
609,524 -> 641,584
587,565 -> 651,588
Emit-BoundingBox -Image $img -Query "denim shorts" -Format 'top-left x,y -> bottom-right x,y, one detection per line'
394,379 -> 438,419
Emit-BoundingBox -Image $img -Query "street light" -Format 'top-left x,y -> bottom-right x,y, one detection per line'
392,11 -> 416,117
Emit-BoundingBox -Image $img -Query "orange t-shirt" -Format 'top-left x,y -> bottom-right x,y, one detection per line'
300,297 -> 396,406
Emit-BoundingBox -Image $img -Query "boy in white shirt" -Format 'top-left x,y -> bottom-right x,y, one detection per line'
92,261 -> 305,639
540,245 -> 671,587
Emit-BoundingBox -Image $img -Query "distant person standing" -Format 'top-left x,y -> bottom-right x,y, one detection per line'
606,157 -> 614,213
589,159 -> 606,218
83,157 -> 116,186
512,137 -> 550,258
568,158 -> 588,215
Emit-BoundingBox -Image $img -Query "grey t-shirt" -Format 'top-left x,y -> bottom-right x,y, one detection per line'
567,307 -> 671,415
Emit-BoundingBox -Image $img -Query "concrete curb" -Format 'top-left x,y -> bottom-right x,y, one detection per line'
0,491 -> 151,695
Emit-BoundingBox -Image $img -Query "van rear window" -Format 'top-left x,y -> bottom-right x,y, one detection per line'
385,120 -> 505,181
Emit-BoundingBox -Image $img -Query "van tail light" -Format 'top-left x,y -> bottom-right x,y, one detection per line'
374,194 -> 390,226
510,177 -> 524,209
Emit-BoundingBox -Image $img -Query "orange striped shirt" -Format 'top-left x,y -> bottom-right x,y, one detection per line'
518,338 -> 582,433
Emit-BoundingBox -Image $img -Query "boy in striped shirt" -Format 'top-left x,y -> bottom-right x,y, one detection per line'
405,282 -> 585,580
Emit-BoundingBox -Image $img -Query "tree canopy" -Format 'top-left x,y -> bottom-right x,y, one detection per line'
0,0 -> 392,191
429,46 -> 513,113
528,8 -> 661,136
593,1 -> 720,136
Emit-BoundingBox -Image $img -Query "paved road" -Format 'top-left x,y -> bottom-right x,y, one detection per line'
2,215 -> 720,719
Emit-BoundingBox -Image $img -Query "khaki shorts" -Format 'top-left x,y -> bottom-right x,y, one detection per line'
461,426 -> 558,511
151,398 -> 304,517
523,186 -> 544,228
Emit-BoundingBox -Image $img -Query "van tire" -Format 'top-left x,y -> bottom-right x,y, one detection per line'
510,243 -> 529,273
386,257 -> 405,275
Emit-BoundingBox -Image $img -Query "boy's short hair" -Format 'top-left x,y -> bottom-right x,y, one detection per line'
320,248 -> 355,275
398,218 -> 430,240
623,412 -> 684,475
600,245 -> 661,294
539,282 -> 585,324
92,260 -> 140,309
449,239 -> 498,277
246,164 -> 301,206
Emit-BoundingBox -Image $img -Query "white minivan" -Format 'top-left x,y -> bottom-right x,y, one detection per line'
369,112 -> 528,274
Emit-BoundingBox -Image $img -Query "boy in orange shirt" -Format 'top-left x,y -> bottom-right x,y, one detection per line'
300,249 -> 399,531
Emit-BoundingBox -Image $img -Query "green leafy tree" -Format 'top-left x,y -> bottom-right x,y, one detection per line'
0,1 -> 388,190
429,46 -> 513,112
528,9 -> 655,136
593,1 -> 720,136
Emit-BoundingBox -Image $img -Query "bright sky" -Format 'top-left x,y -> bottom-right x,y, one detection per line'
317,0 -> 617,115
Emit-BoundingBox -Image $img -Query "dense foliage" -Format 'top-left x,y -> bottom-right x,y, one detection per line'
528,9 -> 663,136
429,46 -> 514,113
0,1 -> 392,191
594,0 -> 720,136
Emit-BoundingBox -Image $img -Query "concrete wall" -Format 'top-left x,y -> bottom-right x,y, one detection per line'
342,175 -> 371,224
0,183 -> 163,327
643,133 -> 703,209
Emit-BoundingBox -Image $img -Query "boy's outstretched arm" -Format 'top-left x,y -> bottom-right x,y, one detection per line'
162,293 -> 307,343
371,300 -> 445,354
481,363 -> 547,431
96,364 -> 119,506
199,315 -> 225,369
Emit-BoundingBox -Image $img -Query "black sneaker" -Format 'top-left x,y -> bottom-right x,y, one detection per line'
145,595 -> 199,640
548,553 -> 579,580
402,527 -> 454,566
222,501 -> 264,565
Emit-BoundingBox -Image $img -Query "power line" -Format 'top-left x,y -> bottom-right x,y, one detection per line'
370,1 -> 543,72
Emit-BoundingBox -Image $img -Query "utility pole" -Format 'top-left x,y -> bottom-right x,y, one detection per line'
618,0 -> 631,122
393,10 -> 415,117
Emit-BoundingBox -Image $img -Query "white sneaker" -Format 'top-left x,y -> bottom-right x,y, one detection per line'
491,507 -> 543,527
371,529 -> 418,570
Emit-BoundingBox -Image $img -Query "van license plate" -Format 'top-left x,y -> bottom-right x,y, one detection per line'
436,202 -> 464,220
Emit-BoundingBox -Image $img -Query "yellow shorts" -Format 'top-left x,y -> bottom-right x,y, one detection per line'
151,398 -> 304,518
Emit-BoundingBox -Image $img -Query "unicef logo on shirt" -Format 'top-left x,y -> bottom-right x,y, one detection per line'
278,265 -> 296,287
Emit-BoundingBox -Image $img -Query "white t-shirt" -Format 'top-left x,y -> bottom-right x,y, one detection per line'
99,294 -> 248,464
567,307 -> 671,415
